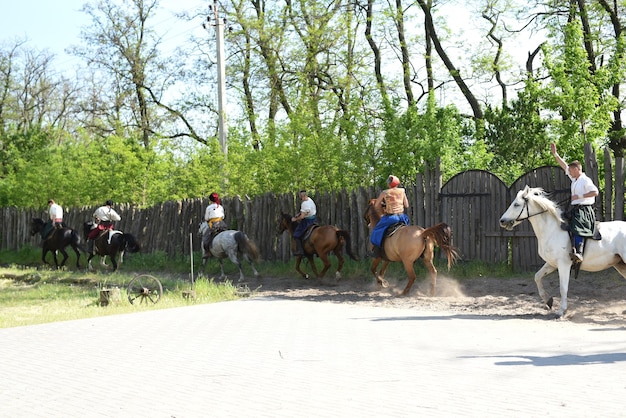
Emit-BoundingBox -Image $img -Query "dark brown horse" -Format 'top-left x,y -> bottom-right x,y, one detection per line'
363,199 -> 459,296
83,221 -> 140,271
277,212 -> 358,280
30,218 -> 83,269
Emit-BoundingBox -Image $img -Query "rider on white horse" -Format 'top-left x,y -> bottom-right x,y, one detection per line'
203,192 -> 227,256
550,143 -> 599,263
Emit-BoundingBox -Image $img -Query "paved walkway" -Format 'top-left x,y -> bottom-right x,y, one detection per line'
1,297 -> 625,417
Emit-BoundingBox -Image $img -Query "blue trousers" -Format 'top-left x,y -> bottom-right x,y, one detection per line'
370,214 -> 409,247
294,217 -> 316,239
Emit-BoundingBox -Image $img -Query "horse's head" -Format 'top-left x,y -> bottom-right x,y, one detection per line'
276,212 -> 292,236
83,221 -> 95,240
499,186 -> 560,230
198,221 -> 209,237
30,218 -> 45,236
363,199 -> 382,229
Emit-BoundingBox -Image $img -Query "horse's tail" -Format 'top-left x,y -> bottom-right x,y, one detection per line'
234,231 -> 260,262
336,230 -> 358,261
422,222 -> 459,270
123,233 -> 141,253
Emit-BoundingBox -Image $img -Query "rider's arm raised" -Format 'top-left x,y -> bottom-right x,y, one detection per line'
550,143 -> 568,171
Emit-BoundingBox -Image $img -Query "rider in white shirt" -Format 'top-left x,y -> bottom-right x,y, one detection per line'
204,192 -> 226,229
203,192 -> 227,256
48,199 -> 64,228
551,143 -> 599,263
291,190 -> 317,255
41,199 -> 65,238
87,200 -> 122,254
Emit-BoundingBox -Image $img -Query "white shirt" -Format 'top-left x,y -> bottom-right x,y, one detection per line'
300,198 -> 317,218
49,203 -> 63,221
205,203 -> 225,221
566,168 -> 598,205
93,205 -> 121,222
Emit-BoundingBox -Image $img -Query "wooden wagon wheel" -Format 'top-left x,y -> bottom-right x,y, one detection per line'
127,274 -> 163,305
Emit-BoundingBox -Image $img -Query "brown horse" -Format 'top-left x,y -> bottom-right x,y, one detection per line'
277,212 -> 358,280
363,199 -> 458,296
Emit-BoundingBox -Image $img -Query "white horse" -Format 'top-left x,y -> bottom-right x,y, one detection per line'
499,186 -> 626,317
198,222 -> 261,281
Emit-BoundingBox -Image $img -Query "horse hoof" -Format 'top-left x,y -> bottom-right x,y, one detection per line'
335,272 -> 341,281
304,274 -> 310,280
546,297 -> 554,309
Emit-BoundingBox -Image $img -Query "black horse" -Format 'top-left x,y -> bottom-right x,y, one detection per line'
30,218 -> 83,269
83,221 -> 140,271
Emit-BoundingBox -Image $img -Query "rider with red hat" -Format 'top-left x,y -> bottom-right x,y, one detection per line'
370,175 -> 409,257
203,192 -> 227,255
205,192 -> 225,229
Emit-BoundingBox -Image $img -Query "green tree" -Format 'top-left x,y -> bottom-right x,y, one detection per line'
73,0 -> 164,149
484,78 -> 550,184
542,20 -> 618,152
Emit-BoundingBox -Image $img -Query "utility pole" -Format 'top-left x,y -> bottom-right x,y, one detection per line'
204,0 -> 228,158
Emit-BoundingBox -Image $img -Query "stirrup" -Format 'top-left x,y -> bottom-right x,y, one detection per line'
570,251 -> 583,263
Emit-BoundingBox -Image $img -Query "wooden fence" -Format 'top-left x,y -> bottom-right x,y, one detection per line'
2,148 -> 624,271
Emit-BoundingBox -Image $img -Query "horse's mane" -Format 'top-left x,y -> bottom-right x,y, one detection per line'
524,187 -> 564,222
280,212 -> 297,229
364,198 -> 383,225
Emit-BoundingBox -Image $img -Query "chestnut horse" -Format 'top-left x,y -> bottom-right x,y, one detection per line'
363,199 -> 458,296
277,212 -> 358,280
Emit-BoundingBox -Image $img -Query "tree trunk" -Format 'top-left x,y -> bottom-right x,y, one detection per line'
417,0 -> 484,121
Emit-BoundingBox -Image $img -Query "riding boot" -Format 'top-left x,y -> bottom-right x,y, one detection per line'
294,238 -> 304,256
206,233 -> 215,258
570,241 -> 584,264
575,241 -> 585,263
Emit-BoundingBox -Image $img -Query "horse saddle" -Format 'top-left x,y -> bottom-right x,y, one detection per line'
96,229 -> 122,244
384,223 -> 406,239
561,222 -> 602,240
302,224 -> 319,242
376,223 -> 406,261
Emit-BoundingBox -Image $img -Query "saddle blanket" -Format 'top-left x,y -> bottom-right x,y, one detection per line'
108,230 -> 122,244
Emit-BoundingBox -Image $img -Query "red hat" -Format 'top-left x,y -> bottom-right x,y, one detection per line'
387,175 -> 400,188
209,192 -> 220,205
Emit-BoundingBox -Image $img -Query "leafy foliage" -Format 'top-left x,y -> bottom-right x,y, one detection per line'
2,0 -> 626,207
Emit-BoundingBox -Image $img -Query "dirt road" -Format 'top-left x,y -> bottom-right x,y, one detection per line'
240,268 -> 626,327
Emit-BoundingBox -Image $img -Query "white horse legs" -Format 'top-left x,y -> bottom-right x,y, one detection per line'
534,262 -> 571,317
226,254 -> 260,282
218,259 -> 228,281
556,264 -> 572,316
534,263 -> 555,307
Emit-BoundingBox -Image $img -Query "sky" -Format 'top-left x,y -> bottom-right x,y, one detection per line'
0,0 -> 209,73
0,0 -> 539,68
0,0 -> 541,112
0,1 -> 522,67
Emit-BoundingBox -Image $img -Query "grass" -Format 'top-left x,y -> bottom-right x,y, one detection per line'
0,265 -> 245,329
0,246 -> 517,329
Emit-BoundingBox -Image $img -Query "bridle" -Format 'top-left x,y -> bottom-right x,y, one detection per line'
512,197 -> 548,223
